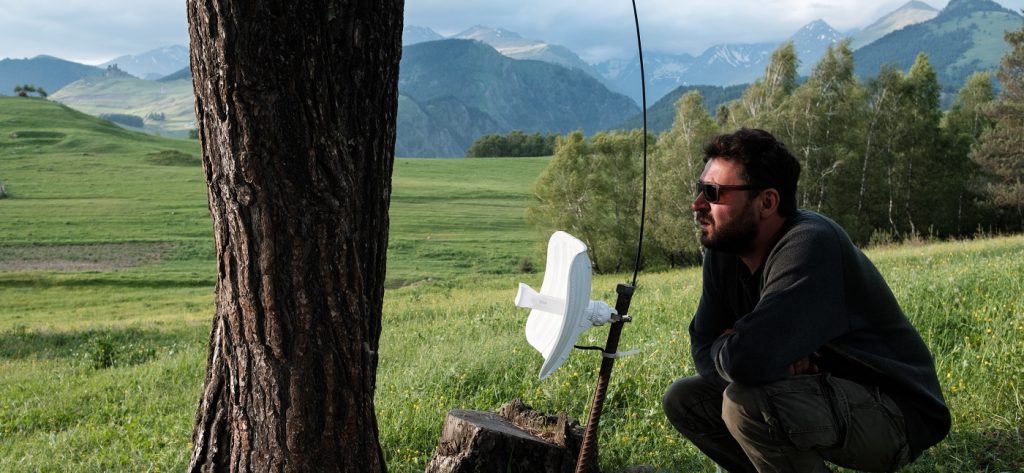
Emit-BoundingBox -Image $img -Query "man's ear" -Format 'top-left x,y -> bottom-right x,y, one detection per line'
760,188 -> 780,216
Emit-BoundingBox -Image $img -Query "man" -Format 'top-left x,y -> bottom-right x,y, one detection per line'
662,128 -> 950,472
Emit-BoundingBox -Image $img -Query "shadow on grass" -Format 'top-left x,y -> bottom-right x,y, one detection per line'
0,326 -> 202,368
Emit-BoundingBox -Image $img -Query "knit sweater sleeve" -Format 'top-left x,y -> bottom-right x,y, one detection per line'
689,250 -> 732,387
711,217 -> 851,385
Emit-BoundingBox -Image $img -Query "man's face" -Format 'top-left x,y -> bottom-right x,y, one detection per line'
692,158 -> 759,254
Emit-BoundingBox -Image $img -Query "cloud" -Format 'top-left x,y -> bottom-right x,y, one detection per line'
0,0 -> 187,63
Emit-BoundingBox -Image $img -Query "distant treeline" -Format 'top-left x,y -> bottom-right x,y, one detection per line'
528,35 -> 1024,272
99,113 -> 144,128
467,130 -> 557,157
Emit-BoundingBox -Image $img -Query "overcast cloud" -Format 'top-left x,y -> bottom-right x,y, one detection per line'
1,0 -> 1022,65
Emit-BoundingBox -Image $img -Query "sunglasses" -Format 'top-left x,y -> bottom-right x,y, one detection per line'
695,180 -> 765,203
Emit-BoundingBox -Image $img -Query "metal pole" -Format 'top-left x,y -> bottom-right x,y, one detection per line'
575,283 -> 635,473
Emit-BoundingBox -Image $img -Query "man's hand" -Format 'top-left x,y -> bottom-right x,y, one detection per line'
789,357 -> 819,375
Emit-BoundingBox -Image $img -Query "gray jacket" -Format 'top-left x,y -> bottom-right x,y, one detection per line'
689,210 -> 950,459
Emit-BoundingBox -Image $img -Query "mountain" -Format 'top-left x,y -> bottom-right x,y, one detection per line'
396,95 -> 501,157
397,39 -> 639,156
854,0 -> 1024,92
99,45 -> 189,80
593,52 -> 697,106
0,55 -> 104,97
403,25 -> 443,46
615,84 -> 747,134
688,42 -> 777,85
451,25 -> 611,91
158,66 -> 192,82
850,1 -> 940,49
596,20 -> 844,104
49,75 -> 195,137
790,20 -> 847,75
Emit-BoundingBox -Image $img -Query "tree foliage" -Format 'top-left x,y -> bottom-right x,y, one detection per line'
972,20 -> 1024,229
725,42 -> 798,130
526,130 -> 646,273
777,41 -> 864,218
467,130 -> 557,157
648,91 -> 719,266
13,84 -> 47,98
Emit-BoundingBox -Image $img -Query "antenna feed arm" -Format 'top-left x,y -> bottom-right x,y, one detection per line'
585,300 -> 616,326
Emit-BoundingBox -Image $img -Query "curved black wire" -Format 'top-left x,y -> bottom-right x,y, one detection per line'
629,0 -> 648,288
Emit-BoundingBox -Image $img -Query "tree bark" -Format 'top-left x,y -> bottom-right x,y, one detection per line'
185,1 -> 403,471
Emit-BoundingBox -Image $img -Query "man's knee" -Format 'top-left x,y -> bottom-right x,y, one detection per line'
723,376 -> 845,451
663,376 -> 724,436
662,376 -> 703,427
721,382 -> 766,437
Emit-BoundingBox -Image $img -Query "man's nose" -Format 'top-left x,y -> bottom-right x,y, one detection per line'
691,192 -> 709,212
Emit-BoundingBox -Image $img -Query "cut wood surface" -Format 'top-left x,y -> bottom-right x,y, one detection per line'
425,399 -> 597,473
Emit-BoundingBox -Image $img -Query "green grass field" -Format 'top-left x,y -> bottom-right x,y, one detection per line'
1,96 -> 1022,472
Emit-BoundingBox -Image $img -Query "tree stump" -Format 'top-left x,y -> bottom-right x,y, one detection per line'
425,399 -> 598,473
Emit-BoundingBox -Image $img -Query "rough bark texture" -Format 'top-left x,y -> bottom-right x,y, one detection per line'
185,1 -> 403,471
424,400 -> 596,473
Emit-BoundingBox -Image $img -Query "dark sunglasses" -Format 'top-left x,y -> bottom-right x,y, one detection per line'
695,180 -> 765,203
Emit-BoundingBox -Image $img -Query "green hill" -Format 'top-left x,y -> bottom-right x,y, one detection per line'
0,55 -> 104,97
0,97 -> 207,249
49,76 -> 196,137
854,0 -> 1024,92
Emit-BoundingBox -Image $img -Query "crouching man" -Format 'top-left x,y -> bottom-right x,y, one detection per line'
663,128 -> 950,472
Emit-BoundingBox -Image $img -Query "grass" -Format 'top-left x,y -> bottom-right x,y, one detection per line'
2,96 -> 1023,471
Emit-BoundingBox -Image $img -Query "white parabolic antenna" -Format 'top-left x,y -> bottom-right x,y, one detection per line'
515,231 -> 615,380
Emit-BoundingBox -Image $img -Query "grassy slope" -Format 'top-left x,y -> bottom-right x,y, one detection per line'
49,76 -> 196,137
940,11 -> 1023,72
2,97 -> 1022,471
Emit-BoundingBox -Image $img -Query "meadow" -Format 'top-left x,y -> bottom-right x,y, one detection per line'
1,96 -> 1022,472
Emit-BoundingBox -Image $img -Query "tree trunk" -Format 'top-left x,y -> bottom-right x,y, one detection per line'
185,1 -> 403,471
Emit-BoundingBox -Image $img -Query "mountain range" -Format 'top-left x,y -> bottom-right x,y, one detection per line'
399,1 -> 952,106
591,20 -> 848,105
2,0 -> 1020,156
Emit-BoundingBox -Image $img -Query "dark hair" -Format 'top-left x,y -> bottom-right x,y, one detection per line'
703,128 -> 801,217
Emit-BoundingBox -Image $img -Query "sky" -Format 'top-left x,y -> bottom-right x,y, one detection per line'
1,0 -> 1023,65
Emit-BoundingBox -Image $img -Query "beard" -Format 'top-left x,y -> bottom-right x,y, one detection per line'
696,202 -> 758,254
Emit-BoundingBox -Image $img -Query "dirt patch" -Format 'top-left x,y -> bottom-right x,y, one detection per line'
0,243 -> 170,271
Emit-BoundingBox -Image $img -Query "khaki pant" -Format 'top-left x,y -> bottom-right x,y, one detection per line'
662,374 -> 911,473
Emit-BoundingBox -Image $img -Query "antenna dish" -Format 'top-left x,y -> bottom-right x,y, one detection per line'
515,231 -> 614,379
